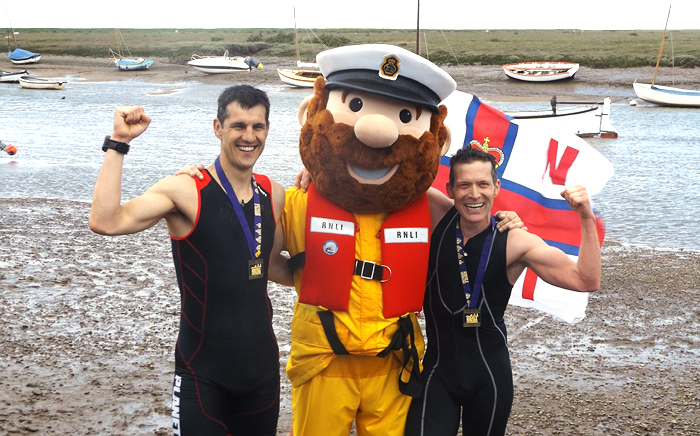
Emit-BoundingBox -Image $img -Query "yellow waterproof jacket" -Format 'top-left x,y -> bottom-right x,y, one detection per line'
282,187 -> 425,387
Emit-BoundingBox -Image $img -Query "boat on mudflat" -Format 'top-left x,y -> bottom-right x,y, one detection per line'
277,64 -> 322,88
8,47 -> 40,64
19,76 -> 67,90
0,69 -> 29,83
502,62 -> 579,82
187,51 -> 262,74
504,97 -> 618,138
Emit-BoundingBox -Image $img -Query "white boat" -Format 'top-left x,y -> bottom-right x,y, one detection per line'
632,82 -> 700,107
503,62 -> 579,82
505,97 -> 618,138
19,76 -> 67,90
277,7 -> 322,88
187,50 -> 262,74
632,6 -> 700,107
0,69 -> 28,83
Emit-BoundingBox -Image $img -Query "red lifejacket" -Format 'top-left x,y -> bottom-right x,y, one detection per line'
299,183 -> 430,318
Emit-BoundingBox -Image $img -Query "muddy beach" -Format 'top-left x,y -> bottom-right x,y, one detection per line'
1,56 -> 699,435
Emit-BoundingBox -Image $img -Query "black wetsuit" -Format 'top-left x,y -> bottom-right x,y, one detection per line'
406,207 -> 513,436
170,170 -> 279,436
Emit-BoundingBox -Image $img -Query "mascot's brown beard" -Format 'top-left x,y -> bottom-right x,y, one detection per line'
299,105 -> 448,214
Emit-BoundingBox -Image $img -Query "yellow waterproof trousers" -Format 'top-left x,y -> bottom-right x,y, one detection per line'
291,354 -> 411,436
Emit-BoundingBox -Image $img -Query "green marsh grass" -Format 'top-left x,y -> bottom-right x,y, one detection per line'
5,28 -> 700,68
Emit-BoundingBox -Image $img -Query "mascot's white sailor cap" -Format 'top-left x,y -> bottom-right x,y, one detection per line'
317,44 -> 457,112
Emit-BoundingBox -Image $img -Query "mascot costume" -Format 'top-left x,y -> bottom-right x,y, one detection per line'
281,44 -> 456,436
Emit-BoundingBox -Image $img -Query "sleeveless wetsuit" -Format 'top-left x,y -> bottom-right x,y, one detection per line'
170,169 -> 279,436
405,207 -> 514,436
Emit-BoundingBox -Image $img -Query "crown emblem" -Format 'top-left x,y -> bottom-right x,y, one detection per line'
469,137 -> 505,168
379,55 -> 400,80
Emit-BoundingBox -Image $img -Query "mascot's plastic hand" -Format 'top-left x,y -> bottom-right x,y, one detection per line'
494,211 -> 527,233
293,167 -> 312,192
175,163 -> 205,180
112,106 -> 151,143
561,185 -> 594,220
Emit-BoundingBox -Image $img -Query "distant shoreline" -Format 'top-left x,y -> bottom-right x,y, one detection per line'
5,54 -> 699,102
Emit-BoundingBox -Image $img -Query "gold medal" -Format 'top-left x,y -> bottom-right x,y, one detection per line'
463,308 -> 481,327
248,258 -> 264,280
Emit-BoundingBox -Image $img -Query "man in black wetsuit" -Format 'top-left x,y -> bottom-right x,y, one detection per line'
89,85 -> 292,436
405,146 -> 602,436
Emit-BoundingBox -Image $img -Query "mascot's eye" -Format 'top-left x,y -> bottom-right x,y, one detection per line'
349,98 -> 363,112
399,109 -> 413,124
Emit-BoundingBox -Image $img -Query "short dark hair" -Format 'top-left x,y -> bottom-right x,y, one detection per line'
449,146 -> 498,186
217,85 -> 270,124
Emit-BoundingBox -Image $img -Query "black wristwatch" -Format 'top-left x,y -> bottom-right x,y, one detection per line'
102,136 -> 130,155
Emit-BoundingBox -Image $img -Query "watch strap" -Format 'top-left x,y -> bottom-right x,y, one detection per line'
102,136 -> 130,155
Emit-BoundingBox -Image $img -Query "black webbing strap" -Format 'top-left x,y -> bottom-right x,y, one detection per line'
376,315 -> 423,398
318,310 -> 350,355
287,252 -> 306,275
353,259 -> 386,281
318,311 -> 422,398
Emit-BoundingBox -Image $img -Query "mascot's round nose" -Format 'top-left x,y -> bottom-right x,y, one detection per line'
354,114 -> 399,148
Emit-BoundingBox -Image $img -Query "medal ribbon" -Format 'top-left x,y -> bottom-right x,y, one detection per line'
455,216 -> 496,309
214,156 -> 262,259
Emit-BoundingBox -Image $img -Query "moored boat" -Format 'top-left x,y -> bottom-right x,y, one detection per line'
504,97 -> 618,138
8,47 -> 40,64
632,6 -> 700,108
277,65 -> 322,88
0,69 -> 29,83
503,62 -> 579,82
632,82 -> 700,107
187,51 -> 262,74
277,7 -> 322,88
19,76 -> 67,90
109,28 -> 154,71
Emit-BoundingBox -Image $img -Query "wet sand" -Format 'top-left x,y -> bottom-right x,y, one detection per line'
1,57 -> 700,435
8,54 -> 700,103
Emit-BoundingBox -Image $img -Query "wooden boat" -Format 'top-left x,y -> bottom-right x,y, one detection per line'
632,6 -> 700,107
502,62 -> 579,82
277,7 -> 322,88
0,69 -> 28,83
277,63 -> 322,88
504,97 -> 618,138
187,50 -> 262,74
19,76 -> 67,90
109,28 -> 154,71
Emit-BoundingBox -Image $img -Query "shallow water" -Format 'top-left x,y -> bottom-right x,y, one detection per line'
1,80 -> 699,251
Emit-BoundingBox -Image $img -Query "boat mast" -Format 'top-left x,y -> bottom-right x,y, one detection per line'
652,4 -> 672,86
415,0 -> 420,55
294,7 -> 300,65
113,27 -> 122,57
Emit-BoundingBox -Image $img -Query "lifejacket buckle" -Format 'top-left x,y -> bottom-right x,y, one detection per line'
355,259 -> 391,282
359,260 -> 377,280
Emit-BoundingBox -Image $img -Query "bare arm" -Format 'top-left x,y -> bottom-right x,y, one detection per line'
507,185 -> 601,292
267,180 -> 293,286
89,107 -> 187,236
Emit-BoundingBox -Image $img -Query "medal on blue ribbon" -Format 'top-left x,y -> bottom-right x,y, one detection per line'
215,156 -> 264,280
455,216 -> 496,327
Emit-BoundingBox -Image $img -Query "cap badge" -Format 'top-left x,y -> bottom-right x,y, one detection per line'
379,55 -> 400,80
